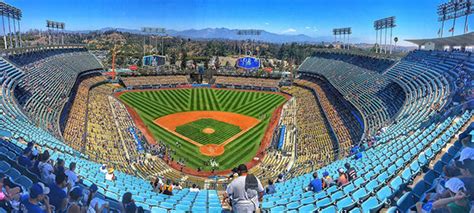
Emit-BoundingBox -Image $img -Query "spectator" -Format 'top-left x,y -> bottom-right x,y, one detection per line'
0,173 -> 21,211
85,184 -> 109,213
455,159 -> 474,208
38,151 -> 55,184
121,192 -> 143,213
54,159 -> 65,176
265,180 -> 276,195
345,163 -> 357,181
99,164 -> 107,174
151,177 -> 163,192
336,168 -> 349,187
322,171 -> 334,188
18,148 -> 33,168
25,141 -> 38,159
48,172 -> 69,212
432,178 -> 470,212
67,187 -> 86,213
160,179 -> 173,195
105,168 -> 116,181
307,172 -> 323,193
173,182 -> 182,190
65,162 -> 79,187
189,184 -> 200,192
225,164 -> 264,212
459,135 -> 474,162
20,183 -> 51,213
276,174 -> 285,183
30,151 -> 44,176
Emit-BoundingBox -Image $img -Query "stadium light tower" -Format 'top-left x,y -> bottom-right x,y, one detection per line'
438,0 -> 473,37
236,29 -> 262,56
333,28 -> 352,49
46,20 -> 65,45
374,16 -> 396,54
141,27 -> 166,56
0,2 -> 22,49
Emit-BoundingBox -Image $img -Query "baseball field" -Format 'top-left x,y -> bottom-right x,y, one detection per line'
118,88 -> 287,172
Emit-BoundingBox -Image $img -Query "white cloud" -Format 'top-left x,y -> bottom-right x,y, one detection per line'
305,26 -> 311,29
265,22 -> 270,25
282,28 -> 297,33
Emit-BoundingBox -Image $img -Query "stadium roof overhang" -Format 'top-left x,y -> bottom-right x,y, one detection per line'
406,32 -> 474,50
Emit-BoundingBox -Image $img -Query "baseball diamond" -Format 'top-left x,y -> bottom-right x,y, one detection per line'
118,88 -> 287,171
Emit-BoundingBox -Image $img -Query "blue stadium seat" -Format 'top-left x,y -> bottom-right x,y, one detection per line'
337,196 -> 356,212
0,161 -> 10,173
297,203 -> 314,212
320,205 -> 336,213
352,188 -> 369,203
396,192 -> 416,212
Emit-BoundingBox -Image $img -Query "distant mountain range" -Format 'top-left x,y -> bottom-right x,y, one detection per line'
73,27 -> 334,44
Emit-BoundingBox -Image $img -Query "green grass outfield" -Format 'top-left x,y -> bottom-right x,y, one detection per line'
119,88 -> 286,171
175,119 -> 241,145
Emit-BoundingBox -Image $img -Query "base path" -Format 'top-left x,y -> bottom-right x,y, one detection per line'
154,111 -> 260,156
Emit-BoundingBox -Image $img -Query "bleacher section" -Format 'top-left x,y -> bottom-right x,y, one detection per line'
295,79 -> 363,157
299,57 -> 405,134
280,85 -> 338,172
121,75 -> 189,88
311,51 -> 396,73
215,76 -> 280,89
63,76 -> 107,151
11,50 -> 103,135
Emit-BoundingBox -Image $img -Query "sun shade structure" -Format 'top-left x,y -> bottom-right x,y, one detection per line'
406,32 -> 474,50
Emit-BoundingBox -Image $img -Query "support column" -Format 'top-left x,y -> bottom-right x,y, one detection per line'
464,13 -> 469,34
12,17 -> 17,48
2,14 -> 7,49
7,15 -> 12,49
375,29 -> 378,53
452,17 -> 457,36
347,34 -> 350,50
379,29 -> 383,54
17,19 -> 21,48
384,27 -> 387,54
440,20 -> 445,38
389,27 -> 393,54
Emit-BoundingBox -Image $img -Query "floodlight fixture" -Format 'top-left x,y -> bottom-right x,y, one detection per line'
373,16 -> 396,54
437,0 -> 473,37
333,27 -> 352,49
0,2 -> 22,49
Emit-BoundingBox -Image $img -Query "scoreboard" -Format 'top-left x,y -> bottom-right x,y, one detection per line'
237,57 -> 260,70
142,55 -> 166,67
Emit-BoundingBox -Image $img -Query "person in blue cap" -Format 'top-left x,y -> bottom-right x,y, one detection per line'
20,183 -> 51,213
322,171 -> 334,188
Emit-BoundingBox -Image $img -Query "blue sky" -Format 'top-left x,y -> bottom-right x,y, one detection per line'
8,0 -> 473,46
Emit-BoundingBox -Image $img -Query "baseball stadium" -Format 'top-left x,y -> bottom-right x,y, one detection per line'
0,0 -> 472,213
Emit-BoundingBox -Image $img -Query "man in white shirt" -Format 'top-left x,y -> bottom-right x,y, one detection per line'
225,164 -> 264,212
189,184 -> 200,192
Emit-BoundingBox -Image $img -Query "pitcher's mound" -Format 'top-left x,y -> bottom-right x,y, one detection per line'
202,128 -> 215,134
